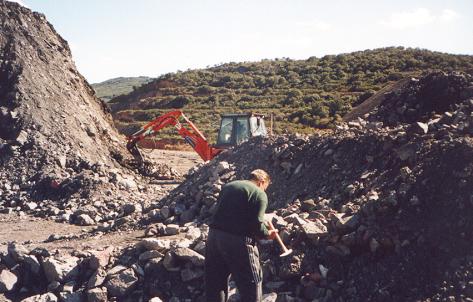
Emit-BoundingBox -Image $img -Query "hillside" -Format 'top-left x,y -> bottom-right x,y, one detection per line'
92,76 -> 152,102
109,47 -> 473,143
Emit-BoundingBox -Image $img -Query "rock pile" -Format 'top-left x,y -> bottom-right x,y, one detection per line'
136,71 -> 473,301
0,1 -> 177,227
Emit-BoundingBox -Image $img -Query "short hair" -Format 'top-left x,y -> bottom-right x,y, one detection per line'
249,169 -> 270,184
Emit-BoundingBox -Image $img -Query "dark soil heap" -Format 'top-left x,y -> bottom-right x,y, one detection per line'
0,1 -> 176,226
138,71 -> 473,301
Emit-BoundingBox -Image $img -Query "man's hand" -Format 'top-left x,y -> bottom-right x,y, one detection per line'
268,229 -> 278,240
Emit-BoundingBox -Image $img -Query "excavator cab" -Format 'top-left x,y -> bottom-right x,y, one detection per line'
215,113 -> 267,148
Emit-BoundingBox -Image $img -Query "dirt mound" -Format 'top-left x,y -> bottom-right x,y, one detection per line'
368,71 -> 473,125
130,72 -> 473,301
0,1 -> 177,226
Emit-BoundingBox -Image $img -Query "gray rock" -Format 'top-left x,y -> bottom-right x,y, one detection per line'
89,247 -> 114,270
0,269 -> 17,292
20,293 -> 58,302
262,292 -> 278,302
16,130 -> 29,145
137,238 -> 171,251
162,252 -> 179,272
24,254 -> 41,274
87,269 -> 106,289
174,247 -> 205,266
58,291 -> 82,302
76,214 -> 95,226
42,256 -> 80,283
7,242 -> 29,262
105,268 -> 138,297
180,267 -> 204,282
138,250 -> 164,262
86,287 -> 108,302
301,221 -> 327,240
164,224 -> 180,236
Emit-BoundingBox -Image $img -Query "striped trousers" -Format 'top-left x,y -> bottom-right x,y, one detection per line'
205,228 -> 262,302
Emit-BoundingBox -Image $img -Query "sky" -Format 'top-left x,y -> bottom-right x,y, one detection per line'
8,0 -> 473,83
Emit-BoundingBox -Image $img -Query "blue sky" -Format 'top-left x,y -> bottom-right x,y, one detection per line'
10,0 -> 473,83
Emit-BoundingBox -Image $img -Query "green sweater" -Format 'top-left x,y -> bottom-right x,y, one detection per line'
210,180 -> 269,238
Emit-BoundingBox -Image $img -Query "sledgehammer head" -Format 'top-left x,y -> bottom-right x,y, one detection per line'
280,249 -> 293,257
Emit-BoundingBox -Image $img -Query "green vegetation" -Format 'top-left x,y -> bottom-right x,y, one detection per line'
92,76 -> 153,102
109,47 -> 473,143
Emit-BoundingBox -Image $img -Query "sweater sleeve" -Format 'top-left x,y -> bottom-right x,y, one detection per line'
255,192 -> 269,237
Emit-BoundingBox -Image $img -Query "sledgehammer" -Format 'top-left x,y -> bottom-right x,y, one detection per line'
267,220 -> 293,257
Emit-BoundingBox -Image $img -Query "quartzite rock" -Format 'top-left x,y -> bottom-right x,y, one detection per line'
0,269 -> 17,292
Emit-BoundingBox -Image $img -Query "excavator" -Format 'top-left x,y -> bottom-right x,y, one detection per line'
126,110 -> 268,162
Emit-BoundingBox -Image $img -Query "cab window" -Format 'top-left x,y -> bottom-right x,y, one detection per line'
217,117 -> 234,145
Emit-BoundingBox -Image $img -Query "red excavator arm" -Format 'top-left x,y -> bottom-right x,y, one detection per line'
126,110 -> 223,162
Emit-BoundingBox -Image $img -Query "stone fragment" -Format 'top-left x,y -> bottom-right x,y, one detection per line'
164,224 -> 180,235
180,267 -> 204,282
105,268 -> 138,297
87,287 -> 108,302
89,246 -> 114,270
58,291 -> 82,302
137,238 -> 171,251
24,254 -> 41,274
76,214 -> 95,226
301,221 -> 327,240
0,269 -> 17,292
87,269 -> 107,289
173,247 -> 205,266
139,250 -> 164,262
20,293 -> 58,302
42,256 -> 80,283
7,242 -> 29,262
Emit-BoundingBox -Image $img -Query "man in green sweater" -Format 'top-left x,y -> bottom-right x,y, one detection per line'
205,169 -> 277,302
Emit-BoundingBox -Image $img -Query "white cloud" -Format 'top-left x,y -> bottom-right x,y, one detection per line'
381,8 -> 460,30
440,9 -> 460,22
6,0 -> 28,7
381,8 -> 435,29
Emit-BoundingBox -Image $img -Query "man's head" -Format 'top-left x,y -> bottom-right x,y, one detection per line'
249,169 -> 271,191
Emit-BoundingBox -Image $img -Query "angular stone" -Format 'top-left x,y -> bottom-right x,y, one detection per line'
164,224 -> 180,236
89,246 -> 114,270
301,221 -> 327,240
105,268 -> 138,297
86,287 -> 108,302
162,252 -> 179,272
139,250 -> 164,262
262,292 -> 278,302
0,269 -> 17,292
284,214 -> 306,226
24,254 -> 41,274
300,199 -> 316,212
87,269 -> 107,289
173,247 -> 205,266
7,242 -> 29,262
76,214 -> 95,226
58,291 -> 82,302
20,293 -> 58,302
42,256 -> 80,283
180,267 -> 204,282
137,238 -> 171,251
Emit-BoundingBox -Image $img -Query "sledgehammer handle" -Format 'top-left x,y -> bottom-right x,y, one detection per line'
267,221 -> 290,254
